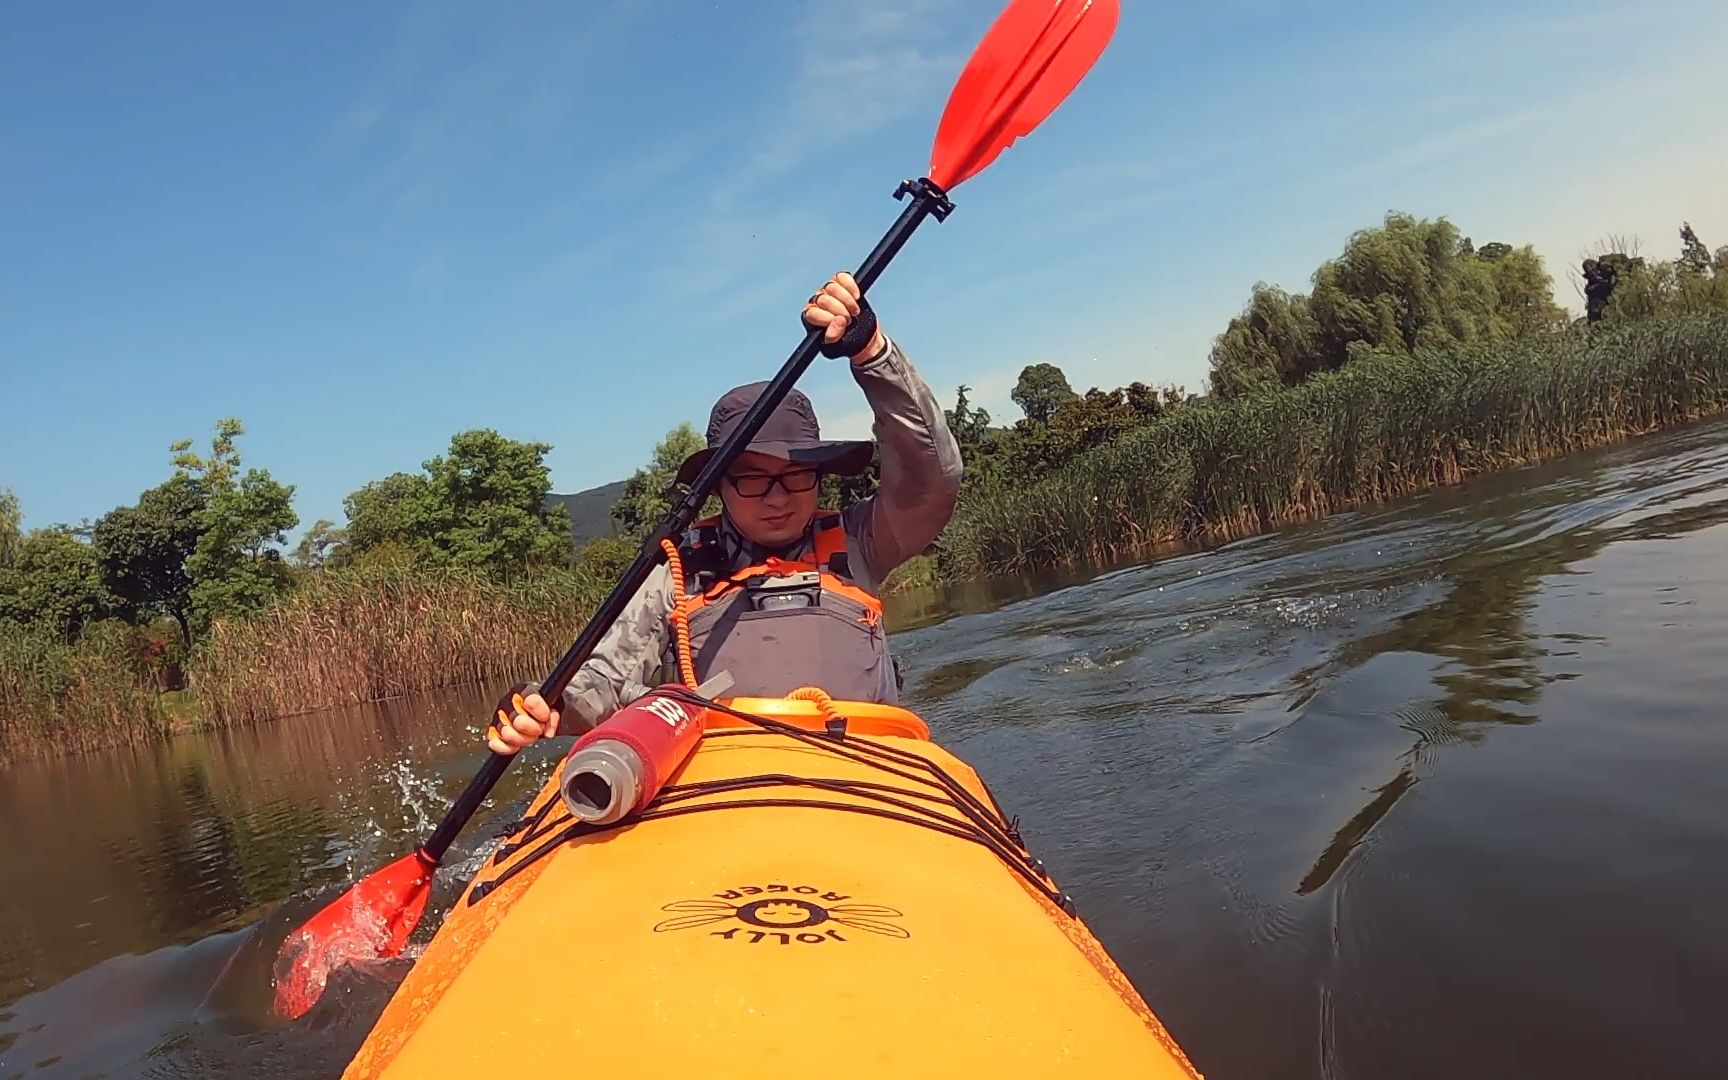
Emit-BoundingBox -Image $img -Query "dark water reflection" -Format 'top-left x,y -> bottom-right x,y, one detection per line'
6,418 -> 1728,1078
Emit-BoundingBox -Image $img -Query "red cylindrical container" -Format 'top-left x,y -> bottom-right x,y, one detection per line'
558,686 -> 706,824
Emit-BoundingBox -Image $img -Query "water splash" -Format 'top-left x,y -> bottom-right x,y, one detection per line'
268,851 -> 434,1020
383,759 -> 447,835
270,899 -> 394,1018
1056,652 -> 1128,674
1266,595 -> 1343,629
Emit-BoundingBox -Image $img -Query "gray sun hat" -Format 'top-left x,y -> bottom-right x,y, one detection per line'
674,381 -> 874,488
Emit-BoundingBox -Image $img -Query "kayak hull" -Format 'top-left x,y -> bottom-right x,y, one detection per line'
341,700 -> 1200,1079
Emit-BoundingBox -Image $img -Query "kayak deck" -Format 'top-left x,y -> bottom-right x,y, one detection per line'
342,698 -> 1200,1079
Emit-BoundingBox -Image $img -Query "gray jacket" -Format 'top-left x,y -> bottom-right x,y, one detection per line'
560,336 -> 962,731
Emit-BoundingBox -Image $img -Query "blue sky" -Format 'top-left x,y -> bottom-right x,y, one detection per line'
5,0 -> 1725,540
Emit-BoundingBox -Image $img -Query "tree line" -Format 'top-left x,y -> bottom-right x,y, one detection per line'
5,208 -> 1725,706
1206,214 -> 1726,400
928,215 -> 1728,578
0,422 -> 588,686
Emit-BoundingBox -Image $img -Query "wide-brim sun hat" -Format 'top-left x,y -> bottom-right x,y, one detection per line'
674,381 -> 874,488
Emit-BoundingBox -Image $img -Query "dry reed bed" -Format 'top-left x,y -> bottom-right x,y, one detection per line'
186,564 -> 606,726
0,623 -> 165,765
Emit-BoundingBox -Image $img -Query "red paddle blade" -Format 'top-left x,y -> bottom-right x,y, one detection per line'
929,0 -> 1120,190
270,849 -> 436,1020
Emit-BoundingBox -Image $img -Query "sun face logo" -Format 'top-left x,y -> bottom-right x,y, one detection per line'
655,883 -> 908,944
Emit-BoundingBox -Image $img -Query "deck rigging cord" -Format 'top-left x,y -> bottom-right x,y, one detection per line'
471,690 -> 1072,912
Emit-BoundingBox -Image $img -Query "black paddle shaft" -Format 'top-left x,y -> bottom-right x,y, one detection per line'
421,177 -> 955,864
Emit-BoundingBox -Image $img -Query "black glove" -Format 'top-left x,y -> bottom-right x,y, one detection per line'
486,680 -> 540,746
804,293 -> 878,359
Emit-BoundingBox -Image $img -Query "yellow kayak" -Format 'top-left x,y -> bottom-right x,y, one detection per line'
341,695 -> 1200,1079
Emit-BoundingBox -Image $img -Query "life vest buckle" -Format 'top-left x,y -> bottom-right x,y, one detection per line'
744,570 -> 822,611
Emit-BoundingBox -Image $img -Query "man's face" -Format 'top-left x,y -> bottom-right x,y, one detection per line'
720,450 -> 820,547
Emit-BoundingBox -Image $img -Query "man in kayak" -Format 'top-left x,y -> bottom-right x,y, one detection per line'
488,271 -> 963,755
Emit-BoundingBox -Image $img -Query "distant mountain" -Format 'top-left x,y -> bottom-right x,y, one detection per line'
545,479 -> 627,548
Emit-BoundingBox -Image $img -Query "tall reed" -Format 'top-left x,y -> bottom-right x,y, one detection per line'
939,316 -> 1728,577
0,621 -> 165,764
187,563 -> 608,726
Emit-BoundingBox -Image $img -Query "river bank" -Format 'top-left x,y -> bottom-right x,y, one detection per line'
936,316 -> 1728,578
6,316 -> 1727,765
0,553 -> 941,765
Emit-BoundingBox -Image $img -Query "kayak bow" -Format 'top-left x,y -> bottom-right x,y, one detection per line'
340,694 -> 1200,1079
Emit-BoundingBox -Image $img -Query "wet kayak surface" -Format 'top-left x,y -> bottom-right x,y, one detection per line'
6,416 -> 1728,1079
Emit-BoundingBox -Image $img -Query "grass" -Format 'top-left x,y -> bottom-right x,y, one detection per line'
937,316 -> 1728,578
159,688 -> 203,732
881,553 -> 939,595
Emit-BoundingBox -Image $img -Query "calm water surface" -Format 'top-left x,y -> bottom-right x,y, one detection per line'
5,419 -> 1728,1079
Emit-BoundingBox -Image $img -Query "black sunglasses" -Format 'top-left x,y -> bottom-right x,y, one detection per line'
725,468 -> 820,498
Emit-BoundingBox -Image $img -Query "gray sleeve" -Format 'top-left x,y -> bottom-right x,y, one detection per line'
841,335 -> 964,592
556,562 -> 673,734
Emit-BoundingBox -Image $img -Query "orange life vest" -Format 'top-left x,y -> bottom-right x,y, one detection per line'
662,512 -> 897,703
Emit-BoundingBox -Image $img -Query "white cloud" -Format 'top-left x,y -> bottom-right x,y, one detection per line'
660,0 -> 972,312
707,0 -> 966,209
326,1 -> 645,228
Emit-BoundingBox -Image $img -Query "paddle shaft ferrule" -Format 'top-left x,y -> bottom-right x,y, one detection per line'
420,178 -> 955,865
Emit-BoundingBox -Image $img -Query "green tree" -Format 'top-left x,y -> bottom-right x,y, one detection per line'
1043,387 -> 1156,466
946,385 -> 994,456
940,384 -> 1000,487
1592,226 -> 1728,324
1584,251 -> 1645,322
991,381 -> 1176,479
820,457 -> 881,509
1485,246 -> 1569,337
172,419 -> 299,628
1606,259 -> 1728,322
1306,212 -> 1498,359
341,471 -> 432,555
90,475 -> 206,647
348,539 -> 418,571
1209,212 -> 1566,398
291,519 -> 344,569
611,422 -> 709,540
0,487 -> 20,567
1011,363 -> 1077,424
0,526 -> 116,641
575,534 -> 636,583
417,429 -> 571,572
1679,222 -> 1712,277
1123,382 -> 1164,421
338,430 -> 573,575
1207,284 -> 1320,397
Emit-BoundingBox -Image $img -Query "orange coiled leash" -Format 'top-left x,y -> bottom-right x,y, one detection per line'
787,685 -> 843,727
660,538 -> 700,691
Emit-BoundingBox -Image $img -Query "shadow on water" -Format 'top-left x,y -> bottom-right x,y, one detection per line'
5,418 -> 1728,1079
1294,767 -> 1417,898
1285,431 -> 1728,899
